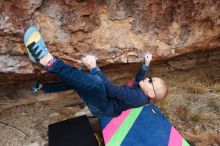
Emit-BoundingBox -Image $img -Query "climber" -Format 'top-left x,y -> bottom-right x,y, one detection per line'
24,26 -> 168,117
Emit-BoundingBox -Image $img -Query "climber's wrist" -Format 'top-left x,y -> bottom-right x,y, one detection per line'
91,66 -> 101,74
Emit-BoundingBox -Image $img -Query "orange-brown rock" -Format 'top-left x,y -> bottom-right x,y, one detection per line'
0,0 -> 219,83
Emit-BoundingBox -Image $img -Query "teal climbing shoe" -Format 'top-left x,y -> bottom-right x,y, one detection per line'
24,26 -> 49,63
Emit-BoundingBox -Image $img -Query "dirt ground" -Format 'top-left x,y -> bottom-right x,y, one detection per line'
0,53 -> 220,146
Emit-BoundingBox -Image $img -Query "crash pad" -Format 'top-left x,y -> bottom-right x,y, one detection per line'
99,104 -> 190,146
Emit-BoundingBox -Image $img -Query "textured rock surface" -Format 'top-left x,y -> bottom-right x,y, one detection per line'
0,0 -> 219,79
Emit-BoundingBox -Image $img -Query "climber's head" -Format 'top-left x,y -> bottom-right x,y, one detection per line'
139,77 -> 168,100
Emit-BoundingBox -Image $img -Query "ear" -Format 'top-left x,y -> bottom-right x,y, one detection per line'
148,90 -> 155,98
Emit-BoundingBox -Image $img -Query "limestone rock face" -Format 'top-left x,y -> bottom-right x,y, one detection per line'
0,0 -> 219,77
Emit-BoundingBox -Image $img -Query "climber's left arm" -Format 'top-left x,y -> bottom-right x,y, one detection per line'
135,53 -> 152,83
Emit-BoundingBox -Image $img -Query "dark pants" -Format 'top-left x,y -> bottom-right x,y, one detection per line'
46,58 -> 109,117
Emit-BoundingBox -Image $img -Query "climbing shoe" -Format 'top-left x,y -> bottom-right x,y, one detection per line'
31,80 -> 42,93
24,26 -> 49,63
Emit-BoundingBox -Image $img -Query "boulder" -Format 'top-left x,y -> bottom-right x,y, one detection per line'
0,0 -> 219,83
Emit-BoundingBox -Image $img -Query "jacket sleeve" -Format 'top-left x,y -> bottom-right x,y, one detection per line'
91,67 -> 126,99
135,64 -> 149,83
